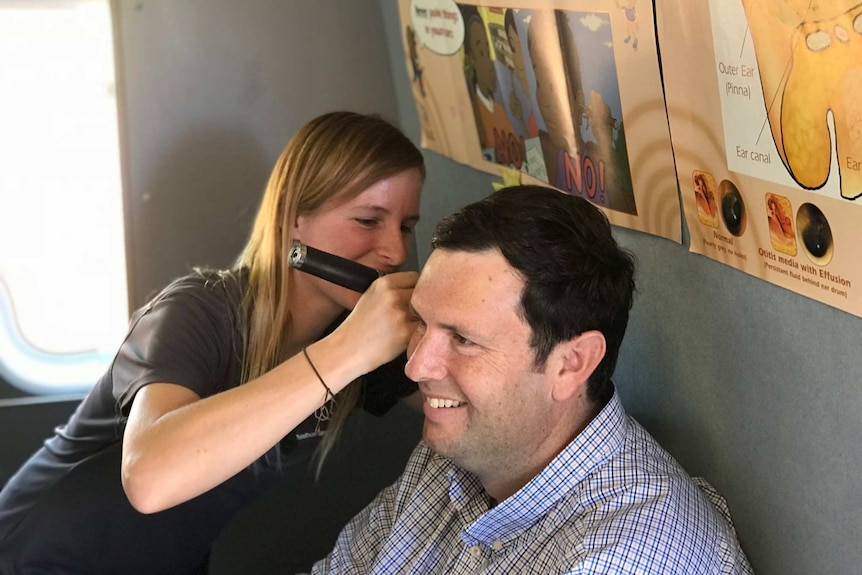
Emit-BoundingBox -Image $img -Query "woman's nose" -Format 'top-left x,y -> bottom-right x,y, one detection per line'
377,226 -> 408,268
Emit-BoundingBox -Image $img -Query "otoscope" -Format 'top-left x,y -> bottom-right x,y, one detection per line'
287,241 -> 381,293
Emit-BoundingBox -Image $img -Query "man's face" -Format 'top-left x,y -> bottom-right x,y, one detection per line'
405,249 -> 556,481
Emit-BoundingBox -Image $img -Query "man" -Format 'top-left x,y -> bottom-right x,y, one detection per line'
312,186 -> 753,574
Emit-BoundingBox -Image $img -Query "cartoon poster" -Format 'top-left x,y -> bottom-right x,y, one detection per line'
657,1 -> 861,317
400,0 -> 682,242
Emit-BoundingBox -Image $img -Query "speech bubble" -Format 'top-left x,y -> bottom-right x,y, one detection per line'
410,0 -> 464,56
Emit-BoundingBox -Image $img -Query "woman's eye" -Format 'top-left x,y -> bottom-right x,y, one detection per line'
355,218 -> 378,228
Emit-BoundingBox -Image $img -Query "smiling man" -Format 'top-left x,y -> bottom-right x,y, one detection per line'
312,186 -> 753,574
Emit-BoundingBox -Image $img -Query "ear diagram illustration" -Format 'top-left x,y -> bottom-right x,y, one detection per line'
742,0 -> 862,199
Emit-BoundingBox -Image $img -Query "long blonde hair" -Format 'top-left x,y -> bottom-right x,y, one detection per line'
236,111 -> 425,470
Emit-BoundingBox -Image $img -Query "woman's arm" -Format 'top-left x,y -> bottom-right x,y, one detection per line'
121,272 -> 417,513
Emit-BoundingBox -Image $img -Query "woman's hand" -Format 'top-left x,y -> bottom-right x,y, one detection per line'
324,271 -> 419,376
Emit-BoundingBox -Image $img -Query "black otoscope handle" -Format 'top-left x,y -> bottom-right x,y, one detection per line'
287,241 -> 381,293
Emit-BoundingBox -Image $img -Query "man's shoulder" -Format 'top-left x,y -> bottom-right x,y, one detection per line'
550,417 -> 750,573
576,414 -> 712,516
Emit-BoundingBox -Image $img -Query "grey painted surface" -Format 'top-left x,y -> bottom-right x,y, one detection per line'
0,397 -> 80,485
116,0 -> 406,309
380,2 -> 861,575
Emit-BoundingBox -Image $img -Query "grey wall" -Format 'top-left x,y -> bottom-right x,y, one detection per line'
379,3 -> 861,575
0,397 -> 80,483
116,0 -> 411,308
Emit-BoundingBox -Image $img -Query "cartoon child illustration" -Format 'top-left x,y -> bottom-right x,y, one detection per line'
503,9 -> 537,139
528,9 -> 586,187
585,90 -> 634,211
459,4 -> 522,166
406,25 -> 425,97
616,0 -> 639,50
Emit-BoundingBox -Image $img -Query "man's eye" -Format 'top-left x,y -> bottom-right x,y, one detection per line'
453,333 -> 473,346
401,225 -> 415,236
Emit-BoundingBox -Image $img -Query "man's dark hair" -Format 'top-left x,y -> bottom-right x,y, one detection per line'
432,185 -> 635,404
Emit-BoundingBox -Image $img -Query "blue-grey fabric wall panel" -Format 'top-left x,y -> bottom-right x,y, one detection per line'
378,2 -> 862,574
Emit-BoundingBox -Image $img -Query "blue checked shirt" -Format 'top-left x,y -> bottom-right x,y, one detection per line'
312,391 -> 754,574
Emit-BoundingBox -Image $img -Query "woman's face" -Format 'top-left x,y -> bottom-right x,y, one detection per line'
292,167 -> 423,310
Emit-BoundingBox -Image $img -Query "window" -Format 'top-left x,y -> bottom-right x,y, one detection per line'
0,0 -> 127,396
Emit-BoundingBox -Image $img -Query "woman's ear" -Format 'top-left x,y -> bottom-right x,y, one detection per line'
292,214 -> 308,239
550,330 -> 606,402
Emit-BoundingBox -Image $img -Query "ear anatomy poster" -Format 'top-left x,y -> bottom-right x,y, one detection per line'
658,0 -> 861,317
399,0 -> 682,242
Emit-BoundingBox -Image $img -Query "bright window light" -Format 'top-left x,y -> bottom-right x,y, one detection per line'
0,0 -> 127,396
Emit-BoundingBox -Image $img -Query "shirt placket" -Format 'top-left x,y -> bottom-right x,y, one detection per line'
447,472 -> 505,574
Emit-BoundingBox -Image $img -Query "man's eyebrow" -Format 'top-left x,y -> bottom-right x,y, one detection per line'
413,307 -> 470,335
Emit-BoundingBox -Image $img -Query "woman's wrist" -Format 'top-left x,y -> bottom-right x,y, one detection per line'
304,332 -> 368,394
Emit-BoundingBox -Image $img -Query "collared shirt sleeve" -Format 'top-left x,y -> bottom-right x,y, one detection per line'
311,445 -> 428,575
313,486 -> 397,574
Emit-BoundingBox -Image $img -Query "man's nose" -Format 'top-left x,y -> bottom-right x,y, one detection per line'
405,329 -> 446,383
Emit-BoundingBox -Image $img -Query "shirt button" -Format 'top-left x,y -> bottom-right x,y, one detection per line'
491,540 -> 503,551
469,545 -> 482,558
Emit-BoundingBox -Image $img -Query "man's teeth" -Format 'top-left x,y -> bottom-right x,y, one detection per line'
427,397 -> 463,408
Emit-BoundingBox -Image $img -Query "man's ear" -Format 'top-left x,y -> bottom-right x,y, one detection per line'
550,330 -> 606,402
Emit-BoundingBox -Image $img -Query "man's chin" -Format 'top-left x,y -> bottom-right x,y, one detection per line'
422,427 -> 460,459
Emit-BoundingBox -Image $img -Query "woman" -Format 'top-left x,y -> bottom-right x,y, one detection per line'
0,111 -> 425,574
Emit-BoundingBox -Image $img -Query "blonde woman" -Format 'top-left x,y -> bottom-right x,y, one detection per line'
0,111 -> 425,575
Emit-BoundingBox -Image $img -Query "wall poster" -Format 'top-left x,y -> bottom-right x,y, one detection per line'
658,1 -> 861,317
400,0 -> 683,242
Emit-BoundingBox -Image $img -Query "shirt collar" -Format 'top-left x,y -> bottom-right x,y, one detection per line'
455,387 -> 628,545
